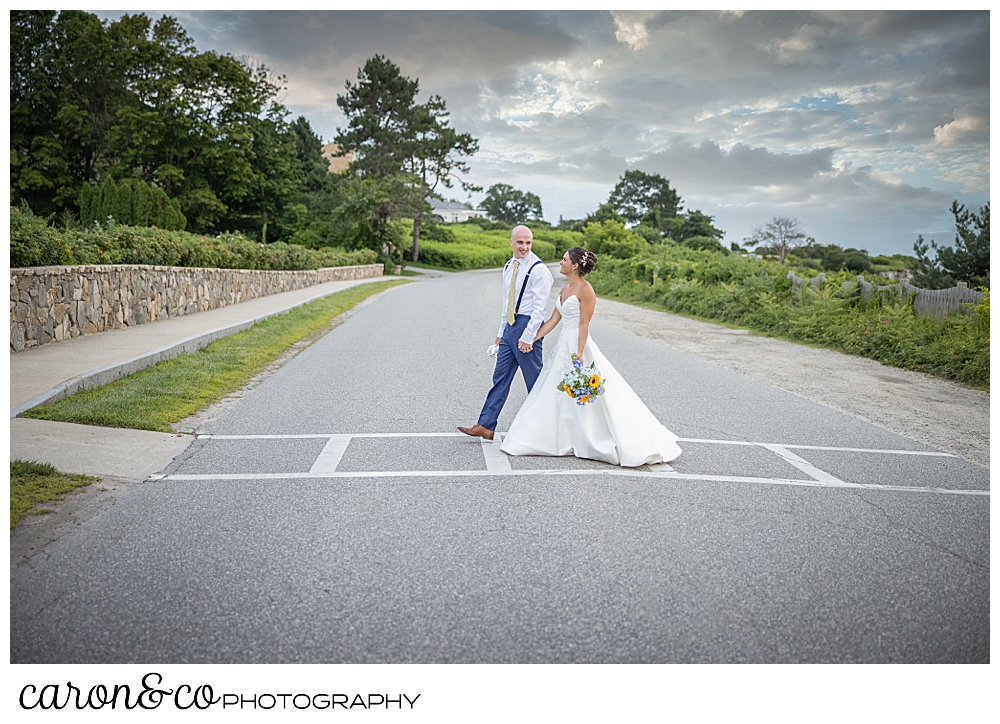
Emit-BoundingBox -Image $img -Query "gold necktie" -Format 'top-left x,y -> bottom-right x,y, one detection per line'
506,260 -> 520,325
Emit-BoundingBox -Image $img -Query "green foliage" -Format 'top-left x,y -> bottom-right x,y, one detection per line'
530,227 -> 583,257
11,11 -> 303,235
398,222 -> 562,269
79,177 -> 186,230
331,174 -> 421,257
912,201 -> 990,289
10,204 -> 377,270
582,202 -> 625,229
588,244 -> 989,389
581,220 -> 648,259
674,210 -> 725,242
332,54 -> 479,263
480,183 -> 544,224
681,235 -> 728,253
607,170 -> 681,228
459,217 -> 511,232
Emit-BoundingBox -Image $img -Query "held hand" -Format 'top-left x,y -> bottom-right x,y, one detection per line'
518,341 -> 533,353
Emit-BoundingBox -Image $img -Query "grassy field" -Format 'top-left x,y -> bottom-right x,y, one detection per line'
20,279 -> 410,430
10,459 -> 99,529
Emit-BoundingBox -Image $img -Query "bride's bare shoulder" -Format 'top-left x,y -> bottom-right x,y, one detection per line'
579,280 -> 596,301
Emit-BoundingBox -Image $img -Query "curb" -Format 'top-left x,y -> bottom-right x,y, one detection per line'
10,277 -> 400,418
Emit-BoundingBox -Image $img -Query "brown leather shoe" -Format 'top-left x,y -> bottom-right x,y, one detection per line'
457,424 -> 494,441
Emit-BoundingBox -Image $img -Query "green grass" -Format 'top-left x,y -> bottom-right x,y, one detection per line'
10,459 -> 99,529
20,279 -> 410,431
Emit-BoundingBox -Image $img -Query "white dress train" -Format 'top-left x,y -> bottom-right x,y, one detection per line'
500,294 -> 682,467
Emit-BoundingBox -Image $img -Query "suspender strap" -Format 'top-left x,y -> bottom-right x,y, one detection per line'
514,260 -> 544,314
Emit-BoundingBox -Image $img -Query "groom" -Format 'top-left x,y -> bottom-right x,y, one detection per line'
459,224 -> 554,441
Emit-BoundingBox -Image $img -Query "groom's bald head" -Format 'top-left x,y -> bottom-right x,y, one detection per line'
510,225 -> 533,259
511,225 -> 532,241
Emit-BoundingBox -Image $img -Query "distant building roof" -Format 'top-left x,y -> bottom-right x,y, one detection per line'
320,144 -> 354,174
429,199 -> 477,211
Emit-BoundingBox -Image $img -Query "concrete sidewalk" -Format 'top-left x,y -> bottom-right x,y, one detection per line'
9,275 -> 397,481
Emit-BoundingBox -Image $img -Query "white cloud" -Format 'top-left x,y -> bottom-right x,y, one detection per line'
763,23 -> 826,63
610,11 -> 659,51
91,9 -> 987,254
933,112 -> 989,148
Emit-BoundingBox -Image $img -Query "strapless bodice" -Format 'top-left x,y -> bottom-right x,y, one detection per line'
556,293 -> 579,321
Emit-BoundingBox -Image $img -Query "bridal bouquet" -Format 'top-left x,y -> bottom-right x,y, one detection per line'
557,355 -> 606,405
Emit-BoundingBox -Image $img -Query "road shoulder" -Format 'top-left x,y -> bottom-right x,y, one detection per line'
592,294 -> 989,468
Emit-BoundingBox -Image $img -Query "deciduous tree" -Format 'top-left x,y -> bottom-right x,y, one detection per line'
746,216 -> 806,264
480,184 -> 543,225
607,170 -> 681,228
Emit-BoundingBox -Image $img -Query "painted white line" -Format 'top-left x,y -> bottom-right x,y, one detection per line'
779,444 -> 955,457
756,443 -> 846,485
482,436 -> 512,473
678,438 -> 956,457
157,469 -> 990,495
309,436 -> 352,475
196,432 -> 956,458
200,432 -> 468,440
675,438 -> 756,447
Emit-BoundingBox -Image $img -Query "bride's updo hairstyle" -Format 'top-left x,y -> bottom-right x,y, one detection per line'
567,247 -> 598,276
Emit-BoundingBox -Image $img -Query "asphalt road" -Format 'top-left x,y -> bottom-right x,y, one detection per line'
10,268 -> 990,663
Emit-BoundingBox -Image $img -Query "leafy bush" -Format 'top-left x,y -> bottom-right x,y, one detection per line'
581,220 -> 648,259
10,204 -> 377,270
403,221 -> 562,268
681,235 -> 728,253
588,244 -> 989,389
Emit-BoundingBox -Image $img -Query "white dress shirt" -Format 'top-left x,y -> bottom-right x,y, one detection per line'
496,251 -> 554,345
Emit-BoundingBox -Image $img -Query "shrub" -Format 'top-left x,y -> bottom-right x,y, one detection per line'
403,222 -> 560,268
681,235 -> 728,253
9,205 -> 377,271
581,220 -> 647,259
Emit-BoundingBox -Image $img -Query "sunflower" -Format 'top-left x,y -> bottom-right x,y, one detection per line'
580,395 -> 589,404
566,388 -> 575,398
588,374 -> 600,389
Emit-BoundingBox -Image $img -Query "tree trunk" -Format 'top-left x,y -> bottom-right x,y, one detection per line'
261,189 -> 268,243
412,214 -> 422,263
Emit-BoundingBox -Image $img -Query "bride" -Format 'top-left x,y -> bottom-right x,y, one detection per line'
500,247 -> 682,467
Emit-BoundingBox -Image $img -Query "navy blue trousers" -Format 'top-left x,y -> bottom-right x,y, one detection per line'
477,314 -> 544,431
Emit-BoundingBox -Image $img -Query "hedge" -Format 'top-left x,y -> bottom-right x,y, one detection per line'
10,204 -> 377,271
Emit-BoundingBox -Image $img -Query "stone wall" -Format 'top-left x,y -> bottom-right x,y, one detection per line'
10,263 -> 384,351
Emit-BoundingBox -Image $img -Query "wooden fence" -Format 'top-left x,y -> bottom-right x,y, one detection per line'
787,272 -> 985,319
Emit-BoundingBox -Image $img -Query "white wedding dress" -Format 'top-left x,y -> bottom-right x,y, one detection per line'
500,294 -> 682,467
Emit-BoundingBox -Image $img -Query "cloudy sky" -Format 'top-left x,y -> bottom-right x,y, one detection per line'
96,8 -> 990,256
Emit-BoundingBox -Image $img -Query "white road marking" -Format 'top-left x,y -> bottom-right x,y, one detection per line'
675,438 -> 956,456
200,433 -> 467,440
197,432 -> 958,458
155,468 -> 989,495
756,443 -> 846,485
482,436 -> 512,473
171,431 -> 986,496
309,436 -> 352,475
